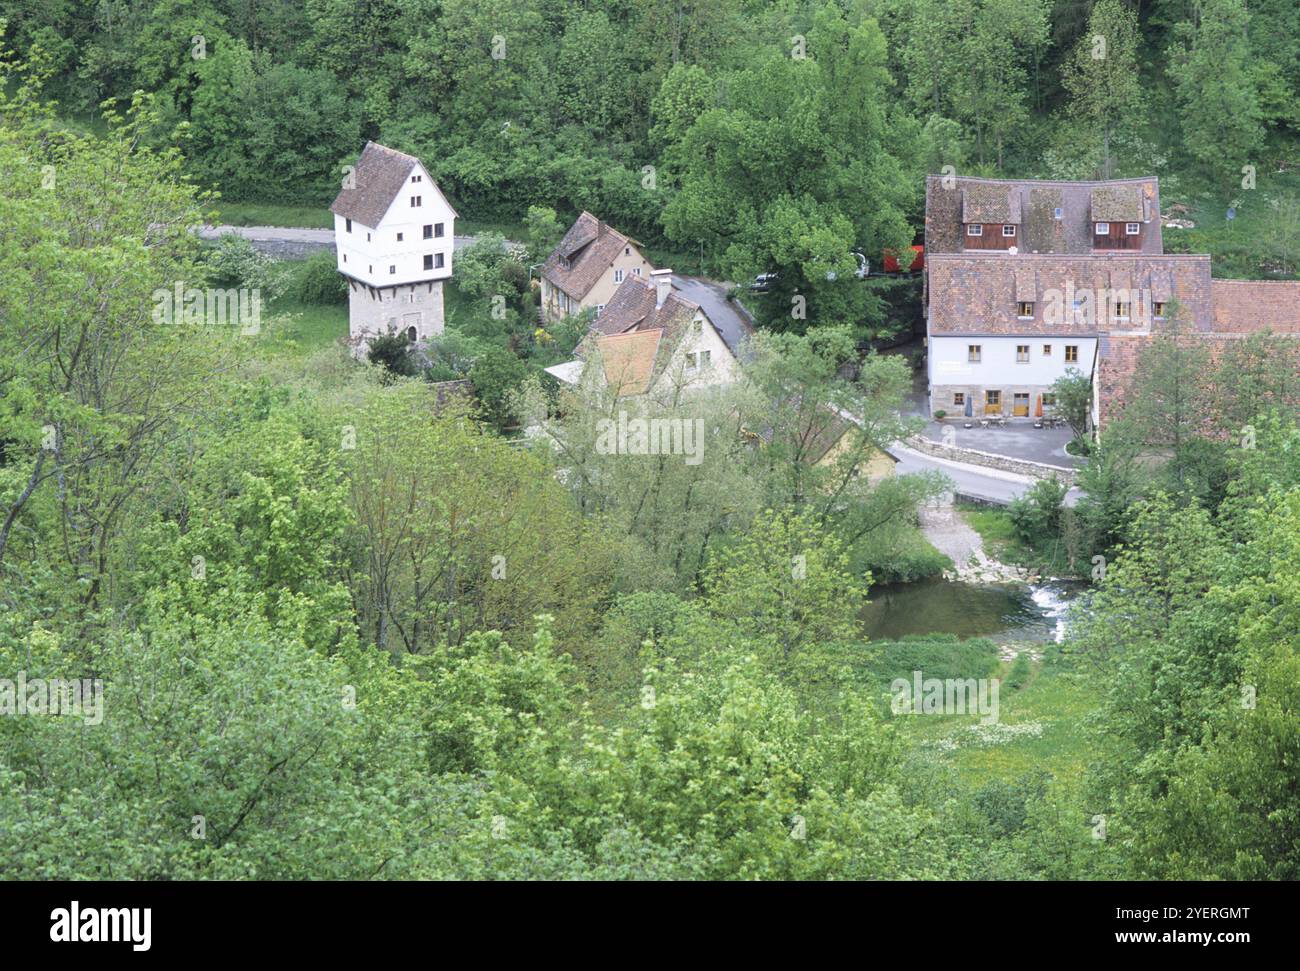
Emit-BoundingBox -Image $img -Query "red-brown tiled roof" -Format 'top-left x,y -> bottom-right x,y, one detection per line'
1210,280 -> 1300,334
926,176 -> 1162,256
542,212 -> 640,301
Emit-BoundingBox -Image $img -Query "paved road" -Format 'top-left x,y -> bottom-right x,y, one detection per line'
892,441 -> 1082,507
670,274 -> 756,357
200,224 -> 492,257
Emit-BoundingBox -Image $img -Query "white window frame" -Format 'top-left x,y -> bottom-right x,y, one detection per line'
1016,344 -> 1030,363
1095,222 -> 1110,235
613,269 -> 624,283
966,224 -> 983,237
1125,222 -> 1140,235
1002,224 -> 1017,237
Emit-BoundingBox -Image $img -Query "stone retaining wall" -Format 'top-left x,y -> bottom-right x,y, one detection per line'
906,435 -> 1078,486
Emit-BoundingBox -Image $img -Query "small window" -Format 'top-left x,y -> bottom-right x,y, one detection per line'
411,196 -> 422,207
1095,222 -> 1110,235
423,224 -> 433,239
632,267 -> 641,276
968,345 -> 981,363
411,173 -> 422,183
625,247 -> 631,255
1114,301 -> 1131,318
596,304 -> 605,316
1125,222 -> 1140,235
1053,207 -> 1064,220
692,318 -> 703,335
435,253 -> 444,268
1002,225 -> 1017,237
423,254 -> 433,270
345,218 -> 352,233
389,265 -> 396,274
368,265 -> 373,274
1016,301 -> 1034,317
614,269 -> 624,283
953,392 -> 965,406
1065,345 -> 1079,363
434,223 -> 445,238
342,254 -> 347,263
366,232 -> 371,242
1153,301 -> 1167,318
1042,344 -> 1051,356
396,232 -> 403,241
966,224 -> 983,237
1016,345 -> 1030,363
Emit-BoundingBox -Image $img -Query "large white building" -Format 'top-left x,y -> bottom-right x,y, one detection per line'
330,142 -> 457,349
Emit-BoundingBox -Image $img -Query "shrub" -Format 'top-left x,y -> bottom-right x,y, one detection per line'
291,250 -> 347,305
367,332 -> 418,377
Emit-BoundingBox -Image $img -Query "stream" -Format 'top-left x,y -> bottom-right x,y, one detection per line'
860,576 -> 1083,644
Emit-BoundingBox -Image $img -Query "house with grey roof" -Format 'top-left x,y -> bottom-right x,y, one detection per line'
330,141 -> 458,350
539,212 -> 653,322
545,270 -> 742,397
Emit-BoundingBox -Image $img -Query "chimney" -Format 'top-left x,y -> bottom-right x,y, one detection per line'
651,268 -> 672,308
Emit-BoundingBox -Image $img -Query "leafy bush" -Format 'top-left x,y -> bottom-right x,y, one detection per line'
203,234 -> 288,299
1008,477 -> 1067,544
367,332 -> 418,377
290,251 -> 347,305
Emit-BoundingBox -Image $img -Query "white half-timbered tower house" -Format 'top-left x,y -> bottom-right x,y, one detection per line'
330,141 -> 457,350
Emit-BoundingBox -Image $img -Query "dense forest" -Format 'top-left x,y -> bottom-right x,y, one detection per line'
0,1 -> 1298,881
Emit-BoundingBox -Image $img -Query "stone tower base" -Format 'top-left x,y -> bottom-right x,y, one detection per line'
347,279 -> 445,355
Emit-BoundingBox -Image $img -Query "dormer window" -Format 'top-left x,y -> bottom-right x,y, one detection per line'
1114,301 -> 1131,318
1002,225 -> 1017,237
1153,301 -> 1167,318
1095,222 -> 1110,235
411,196 -> 422,207
1053,207 -> 1064,220
967,224 -> 983,237
1016,301 -> 1034,318
1125,222 -> 1140,235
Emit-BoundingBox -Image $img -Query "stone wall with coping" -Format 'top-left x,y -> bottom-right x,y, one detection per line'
906,434 -> 1078,486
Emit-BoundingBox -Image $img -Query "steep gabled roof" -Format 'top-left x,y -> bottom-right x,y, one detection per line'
330,141 -> 457,228
927,176 -> 1162,255
583,276 -> 723,396
542,212 -> 639,301
596,329 -> 663,396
